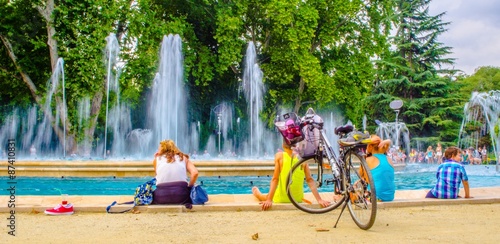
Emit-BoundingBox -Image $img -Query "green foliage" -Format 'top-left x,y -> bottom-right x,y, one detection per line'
365,0 -> 462,146
0,0 -> 49,110
6,0 -> 491,154
259,0 -> 394,124
457,66 -> 500,97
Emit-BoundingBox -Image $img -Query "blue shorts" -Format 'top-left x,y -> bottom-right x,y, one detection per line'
425,191 -> 437,198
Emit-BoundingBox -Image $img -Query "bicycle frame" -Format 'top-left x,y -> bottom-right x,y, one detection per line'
287,111 -> 377,229
307,127 -> 346,194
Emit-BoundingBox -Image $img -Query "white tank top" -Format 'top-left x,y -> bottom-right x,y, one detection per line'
155,155 -> 188,184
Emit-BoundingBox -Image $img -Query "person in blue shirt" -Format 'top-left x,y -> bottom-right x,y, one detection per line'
426,146 -> 472,199
362,135 -> 395,201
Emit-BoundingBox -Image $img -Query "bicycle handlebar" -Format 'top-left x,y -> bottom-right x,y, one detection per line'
300,118 -> 323,130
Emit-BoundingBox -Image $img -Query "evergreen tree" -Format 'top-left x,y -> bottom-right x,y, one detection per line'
365,0 -> 462,148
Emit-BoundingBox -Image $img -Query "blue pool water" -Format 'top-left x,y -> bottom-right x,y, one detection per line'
2,164 -> 500,195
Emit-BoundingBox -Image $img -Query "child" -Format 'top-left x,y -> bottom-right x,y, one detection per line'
426,146 -> 471,199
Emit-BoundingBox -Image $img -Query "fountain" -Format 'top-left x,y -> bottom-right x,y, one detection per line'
459,91 -> 500,171
242,41 -> 266,157
375,100 -> 411,154
76,97 -> 91,156
103,33 -> 121,157
0,58 -> 67,158
0,35 -> 382,164
147,34 -> 188,153
376,122 -> 411,152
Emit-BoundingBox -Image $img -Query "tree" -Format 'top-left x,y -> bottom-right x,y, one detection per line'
0,0 -> 128,153
365,0 -> 461,147
457,66 -> 500,96
216,0 -> 395,125
0,0 -> 398,155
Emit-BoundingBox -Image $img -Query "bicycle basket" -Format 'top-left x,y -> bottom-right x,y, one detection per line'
275,112 -> 304,145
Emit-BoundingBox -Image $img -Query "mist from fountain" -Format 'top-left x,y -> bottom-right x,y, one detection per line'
76,97 -> 92,156
376,121 -> 411,153
147,34 -> 188,153
0,35 -> 346,160
459,91 -> 500,169
0,58 -> 67,158
323,111 -> 345,154
242,41 -> 267,157
0,110 -> 20,154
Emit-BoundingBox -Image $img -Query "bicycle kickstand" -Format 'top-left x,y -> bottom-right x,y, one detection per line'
333,198 -> 348,228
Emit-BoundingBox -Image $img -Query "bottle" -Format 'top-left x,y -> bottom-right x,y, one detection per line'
329,158 -> 340,179
61,194 -> 69,205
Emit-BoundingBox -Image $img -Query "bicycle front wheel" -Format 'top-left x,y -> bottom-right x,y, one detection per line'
286,156 -> 344,214
344,150 -> 377,230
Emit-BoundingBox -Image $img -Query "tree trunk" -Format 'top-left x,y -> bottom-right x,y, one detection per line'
37,0 -> 77,155
2,31 -> 77,155
37,0 -> 59,69
294,77 -> 305,113
0,35 -> 41,103
85,91 -> 104,156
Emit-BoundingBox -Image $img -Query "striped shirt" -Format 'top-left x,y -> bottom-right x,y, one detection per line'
430,160 -> 468,199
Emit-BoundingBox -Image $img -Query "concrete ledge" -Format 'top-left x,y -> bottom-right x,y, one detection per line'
0,160 -> 402,177
2,187 -> 500,213
0,160 -> 277,177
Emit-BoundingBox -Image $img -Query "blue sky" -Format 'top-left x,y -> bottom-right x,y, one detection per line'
429,0 -> 500,75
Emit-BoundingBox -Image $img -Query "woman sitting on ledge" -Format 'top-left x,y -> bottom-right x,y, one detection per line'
252,140 -> 330,210
152,140 -> 199,205
363,135 -> 395,202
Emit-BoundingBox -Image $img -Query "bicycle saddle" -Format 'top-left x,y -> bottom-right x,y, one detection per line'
338,131 -> 371,146
334,125 -> 353,135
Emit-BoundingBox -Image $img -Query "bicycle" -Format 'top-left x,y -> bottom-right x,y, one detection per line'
276,108 -> 377,230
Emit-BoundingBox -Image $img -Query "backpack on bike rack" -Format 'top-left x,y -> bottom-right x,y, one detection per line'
275,112 -> 304,145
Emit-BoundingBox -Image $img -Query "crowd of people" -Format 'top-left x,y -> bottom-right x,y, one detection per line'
190,149 -> 273,160
380,142 -> 491,166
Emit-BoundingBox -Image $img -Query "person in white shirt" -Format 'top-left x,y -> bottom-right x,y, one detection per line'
152,140 -> 199,205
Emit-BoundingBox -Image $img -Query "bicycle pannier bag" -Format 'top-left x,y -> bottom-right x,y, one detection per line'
296,114 -> 322,157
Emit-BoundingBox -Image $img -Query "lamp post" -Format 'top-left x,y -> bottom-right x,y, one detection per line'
217,114 -> 221,153
389,100 -> 403,150
212,104 -> 226,154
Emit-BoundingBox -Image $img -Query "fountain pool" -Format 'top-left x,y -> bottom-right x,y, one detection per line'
2,164 -> 499,196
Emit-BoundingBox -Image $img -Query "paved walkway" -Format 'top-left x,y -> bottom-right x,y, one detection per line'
2,187 -> 499,213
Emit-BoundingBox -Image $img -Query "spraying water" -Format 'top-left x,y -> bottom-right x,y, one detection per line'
76,97 -> 92,156
37,58 -> 66,157
148,34 -> 188,151
242,42 -> 265,156
23,58 -> 66,157
459,91 -> 500,170
376,121 -> 411,153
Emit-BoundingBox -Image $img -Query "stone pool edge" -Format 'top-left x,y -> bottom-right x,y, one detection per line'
2,187 -> 500,213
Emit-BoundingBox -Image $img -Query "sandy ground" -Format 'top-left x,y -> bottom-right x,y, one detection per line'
2,203 -> 499,243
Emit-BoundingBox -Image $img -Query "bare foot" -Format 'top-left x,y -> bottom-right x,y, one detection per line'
333,194 -> 343,202
252,186 -> 267,201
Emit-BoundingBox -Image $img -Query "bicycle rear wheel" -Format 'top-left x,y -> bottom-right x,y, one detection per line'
286,156 -> 344,214
344,150 -> 377,230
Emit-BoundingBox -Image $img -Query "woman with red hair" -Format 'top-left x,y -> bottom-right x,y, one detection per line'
360,135 -> 395,201
152,140 -> 199,205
